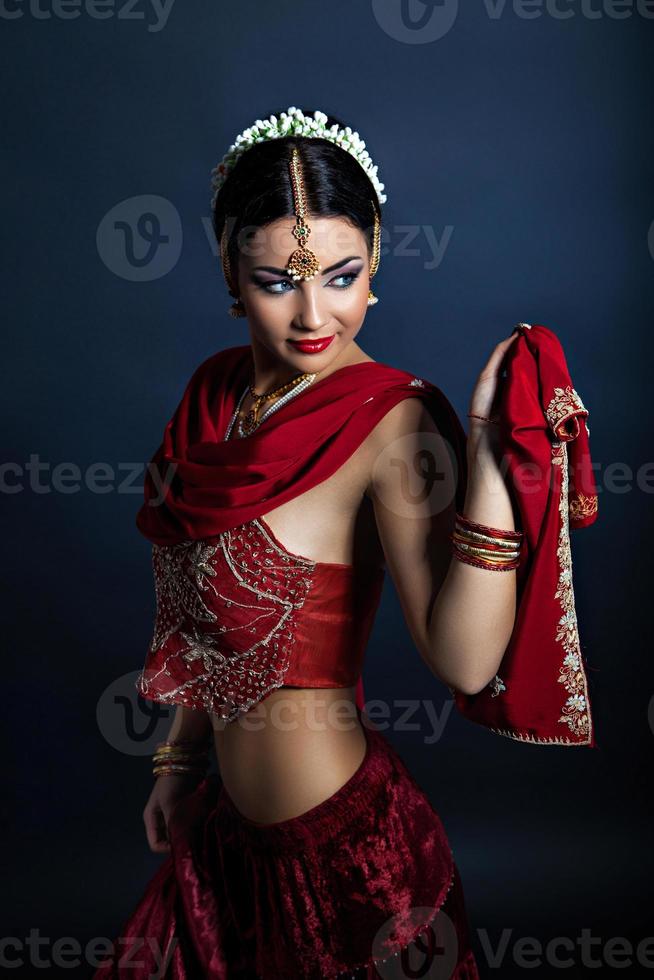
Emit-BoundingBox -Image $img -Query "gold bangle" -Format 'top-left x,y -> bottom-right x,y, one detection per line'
452,541 -> 521,560
155,738 -> 212,751
452,551 -> 520,571
452,534 -> 520,554
152,765 -> 205,774
153,768 -> 206,779
453,527 -> 523,548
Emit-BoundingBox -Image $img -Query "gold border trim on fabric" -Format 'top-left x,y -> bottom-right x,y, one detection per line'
485,437 -> 593,747
551,441 -> 593,744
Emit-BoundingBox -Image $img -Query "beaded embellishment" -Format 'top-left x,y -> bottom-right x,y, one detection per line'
136,518 -> 317,721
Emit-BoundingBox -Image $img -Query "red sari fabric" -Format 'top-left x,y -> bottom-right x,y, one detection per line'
135,344 -> 468,715
92,712 -> 480,979
135,343 -> 468,542
453,324 -> 599,745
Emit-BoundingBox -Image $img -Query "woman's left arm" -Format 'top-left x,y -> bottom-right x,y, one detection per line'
368,333 -> 519,696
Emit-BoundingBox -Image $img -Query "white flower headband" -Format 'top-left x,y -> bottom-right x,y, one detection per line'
210,106 -> 387,208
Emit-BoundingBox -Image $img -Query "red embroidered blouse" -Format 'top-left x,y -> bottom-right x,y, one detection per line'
136,507 -> 385,722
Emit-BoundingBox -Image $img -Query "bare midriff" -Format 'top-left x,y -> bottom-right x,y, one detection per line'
210,687 -> 367,824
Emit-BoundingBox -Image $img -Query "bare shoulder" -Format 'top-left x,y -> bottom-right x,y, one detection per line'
361,395 -> 443,501
368,393 -> 440,445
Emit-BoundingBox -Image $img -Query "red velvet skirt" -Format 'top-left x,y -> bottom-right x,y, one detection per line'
94,714 -> 480,979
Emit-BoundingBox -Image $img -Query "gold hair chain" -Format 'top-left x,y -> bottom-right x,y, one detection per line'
285,148 -> 322,282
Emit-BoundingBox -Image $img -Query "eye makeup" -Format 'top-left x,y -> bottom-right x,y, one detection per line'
251,260 -> 365,295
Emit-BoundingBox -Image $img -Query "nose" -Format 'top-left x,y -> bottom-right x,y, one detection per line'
292,284 -> 330,332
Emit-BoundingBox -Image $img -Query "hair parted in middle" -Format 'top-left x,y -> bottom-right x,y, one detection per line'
211,106 -> 383,302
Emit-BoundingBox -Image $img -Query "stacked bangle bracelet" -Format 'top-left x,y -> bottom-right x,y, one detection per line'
451,513 -> 523,572
152,738 -> 212,779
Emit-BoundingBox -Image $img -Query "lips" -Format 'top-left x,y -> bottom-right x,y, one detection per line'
287,335 -> 335,353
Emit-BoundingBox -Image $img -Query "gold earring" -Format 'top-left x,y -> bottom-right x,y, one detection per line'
220,225 -> 246,318
285,148 -> 321,281
229,299 -> 246,318
367,204 -> 381,306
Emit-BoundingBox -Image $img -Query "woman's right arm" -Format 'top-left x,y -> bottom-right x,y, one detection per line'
142,706 -> 214,854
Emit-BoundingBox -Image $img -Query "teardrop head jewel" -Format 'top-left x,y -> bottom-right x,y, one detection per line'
286,147 -> 321,282
220,149 -> 382,316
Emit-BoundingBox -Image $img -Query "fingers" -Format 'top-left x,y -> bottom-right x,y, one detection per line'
143,804 -> 171,854
479,331 -> 520,375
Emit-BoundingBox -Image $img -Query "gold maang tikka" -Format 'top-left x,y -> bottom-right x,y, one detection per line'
286,147 -> 322,281
285,147 -> 381,303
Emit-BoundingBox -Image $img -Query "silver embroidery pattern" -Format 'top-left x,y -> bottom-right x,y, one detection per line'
136,519 -> 317,722
148,540 -> 220,653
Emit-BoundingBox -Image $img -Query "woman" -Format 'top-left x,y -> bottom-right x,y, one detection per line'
95,106 -> 522,979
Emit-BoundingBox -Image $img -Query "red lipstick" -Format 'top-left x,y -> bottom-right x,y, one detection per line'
287,335 -> 335,354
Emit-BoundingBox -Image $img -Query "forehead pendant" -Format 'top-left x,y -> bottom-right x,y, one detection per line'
286,147 -> 321,282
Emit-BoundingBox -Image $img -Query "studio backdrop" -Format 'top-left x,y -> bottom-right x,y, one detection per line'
4,2 -> 652,977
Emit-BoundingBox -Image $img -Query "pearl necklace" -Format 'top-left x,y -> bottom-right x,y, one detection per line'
224,372 -> 317,440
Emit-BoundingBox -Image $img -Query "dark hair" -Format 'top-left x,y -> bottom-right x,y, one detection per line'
211,107 -> 382,293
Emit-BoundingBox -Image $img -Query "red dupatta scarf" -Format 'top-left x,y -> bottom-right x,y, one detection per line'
453,323 -> 599,746
135,344 -> 468,542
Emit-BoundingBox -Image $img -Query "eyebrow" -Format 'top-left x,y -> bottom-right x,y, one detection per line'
251,255 -> 364,276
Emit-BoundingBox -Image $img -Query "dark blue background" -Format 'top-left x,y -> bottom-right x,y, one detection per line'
4,1 -> 652,977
